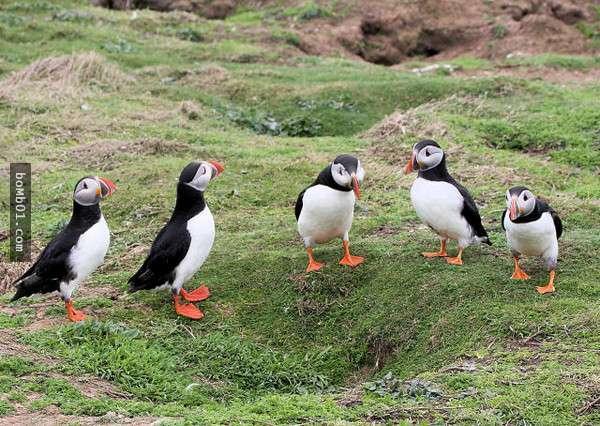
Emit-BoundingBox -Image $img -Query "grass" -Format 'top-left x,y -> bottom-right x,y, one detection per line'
0,0 -> 599,424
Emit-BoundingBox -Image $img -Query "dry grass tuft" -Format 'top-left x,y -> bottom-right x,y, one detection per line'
68,138 -> 191,170
363,97 -> 452,143
0,52 -> 131,101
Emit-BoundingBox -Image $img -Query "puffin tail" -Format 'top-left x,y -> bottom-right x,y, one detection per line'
478,235 -> 492,246
11,274 -> 58,301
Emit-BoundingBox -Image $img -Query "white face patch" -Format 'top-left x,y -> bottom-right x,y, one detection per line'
74,178 -> 101,206
518,189 -> 536,216
331,162 -> 352,188
416,145 -> 443,170
185,161 -> 213,192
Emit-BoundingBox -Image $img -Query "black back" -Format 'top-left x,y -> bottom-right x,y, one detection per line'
128,171 -> 207,292
417,142 -> 490,243
12,201 -> 102,300
294,155 -> 359,221
501,187 -> 562,238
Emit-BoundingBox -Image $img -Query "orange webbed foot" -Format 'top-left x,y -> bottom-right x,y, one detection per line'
445,256 -> 463,266
511,269 -> 530,280
445,248 -> 463,266
422,240 -> 447,258
339,254 -> 364,268
339,240 -> 364,269
536,270 -> 556,295
173,295 -> 204,320
65,300 -> 86,322
305,247 -> 324,273
422,251 -> 447,258
536,284 -> 555,294
181,285 -> 211,302
306,259 -> 325,273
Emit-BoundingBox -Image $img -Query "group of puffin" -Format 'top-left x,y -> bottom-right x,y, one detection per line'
11,140 -> 562,322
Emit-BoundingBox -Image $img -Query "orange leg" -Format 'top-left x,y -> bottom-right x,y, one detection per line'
339,240 -> 364,268
173,294 -> 204,320
422,239 -> 447,258
536,270 -> 556,295
306,247 -> 325,272
445,247 -> 463,266
181,285 -> 211,302
511,257 -> 530,280
65,300 -> 86,322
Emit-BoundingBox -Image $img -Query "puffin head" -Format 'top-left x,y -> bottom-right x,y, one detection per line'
179,160 -> 224,192
404,139 -> 444,174
506,186 -> 536,221
330,154 -> 364,199
73,176 -> 116,206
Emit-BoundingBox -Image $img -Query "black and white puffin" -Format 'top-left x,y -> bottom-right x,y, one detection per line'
404,140 -> 491,265
295,154 -> 365,272
11,176 -> 117,322
502,186 -> 562,294
128,160 -> 224,319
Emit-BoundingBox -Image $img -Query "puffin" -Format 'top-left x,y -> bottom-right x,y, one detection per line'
502,186 -> 562,294
11,176 -> 117,322
404,139 -> 491,265
128,160 -> 224,319
295,154 -> 365,272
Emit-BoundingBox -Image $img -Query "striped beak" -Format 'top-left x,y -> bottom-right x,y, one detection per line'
404,153 -> 416,174
209,160 -> 224,178
352,174 -> 361,199
509,197 -> 518,221
98,177 -> 117,198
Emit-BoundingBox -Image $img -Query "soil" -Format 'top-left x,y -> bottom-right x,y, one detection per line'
91,1 -> 599,65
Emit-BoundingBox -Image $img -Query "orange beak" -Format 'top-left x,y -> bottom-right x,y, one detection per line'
404,153 -> 415,174
209,160 -> 224,177
98,177 -> 117,198
509,197 -> 518,220
352,175 -> 360,199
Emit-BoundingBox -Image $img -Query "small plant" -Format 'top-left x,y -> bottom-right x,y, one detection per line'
364,372 -> 443,400
175,28 -> 203,43
52,10 -> 94,22
491,24 -> 508,39
281,116 -> 322,136
101,38 -> 134,54
283,2 -> 332,22
272,29 -> 301,47
0,13 -> 24,26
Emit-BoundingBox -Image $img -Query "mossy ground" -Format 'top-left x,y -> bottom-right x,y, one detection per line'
0,1 -> 599,424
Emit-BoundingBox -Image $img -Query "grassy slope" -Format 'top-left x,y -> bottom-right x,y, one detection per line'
0,1 -> 599,424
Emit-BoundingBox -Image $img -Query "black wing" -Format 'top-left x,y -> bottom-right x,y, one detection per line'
128,222 -> 191,292
452,180 -> 491,244
11,227 -> 77,300
550,209 -> 562,239
501,209 -> 507,231
294,188 -> 306,221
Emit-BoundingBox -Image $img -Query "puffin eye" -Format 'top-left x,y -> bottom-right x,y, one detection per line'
523,195 -> 528,201
83,182 -> 88,189
425,149 -> 431,157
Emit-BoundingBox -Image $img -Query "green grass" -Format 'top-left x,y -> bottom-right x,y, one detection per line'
0,0 -> 599,424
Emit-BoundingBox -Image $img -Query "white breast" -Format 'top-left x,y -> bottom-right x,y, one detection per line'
298,185 -> 355,244
504,211 -> 558,258
410,177 -> 474,245
173,207 -> 215,288
68,215 -> 110,283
